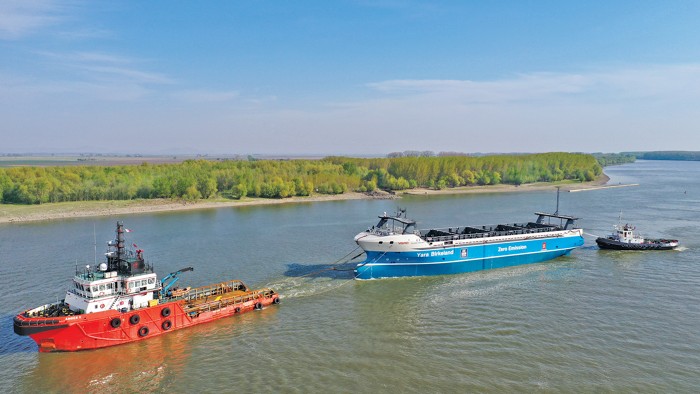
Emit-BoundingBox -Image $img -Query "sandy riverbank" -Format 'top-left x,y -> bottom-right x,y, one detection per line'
403,174 -> 610,195
0,174 -> 611,224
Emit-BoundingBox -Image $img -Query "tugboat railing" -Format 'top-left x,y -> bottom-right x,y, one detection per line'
183,288 -> 276,315
178,280 -> 246,302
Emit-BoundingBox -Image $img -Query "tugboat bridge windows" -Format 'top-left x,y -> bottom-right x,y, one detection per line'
72,279 -> 122,298
125,275 -> 158,293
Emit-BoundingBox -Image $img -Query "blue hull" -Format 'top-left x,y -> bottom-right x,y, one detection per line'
355,236 -> 583,280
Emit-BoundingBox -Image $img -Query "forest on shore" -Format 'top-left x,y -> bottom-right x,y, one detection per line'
627,151 -> 700,161
0,153 -> 604,204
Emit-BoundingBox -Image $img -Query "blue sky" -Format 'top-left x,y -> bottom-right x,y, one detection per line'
2,1 -> 700,155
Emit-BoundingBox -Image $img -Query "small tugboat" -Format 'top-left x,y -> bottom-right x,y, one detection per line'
14,222 -> 280,352
596,223 -> 679,250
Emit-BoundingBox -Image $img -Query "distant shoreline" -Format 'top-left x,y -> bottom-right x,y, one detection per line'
0,174 -> 611,224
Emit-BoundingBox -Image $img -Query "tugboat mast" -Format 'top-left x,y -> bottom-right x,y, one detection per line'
105,221 -> 135,274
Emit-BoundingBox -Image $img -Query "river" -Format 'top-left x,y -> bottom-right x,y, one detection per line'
1,160 -> 699,392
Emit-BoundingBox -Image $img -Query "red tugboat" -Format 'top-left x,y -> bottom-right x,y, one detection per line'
14,222 -> 280,352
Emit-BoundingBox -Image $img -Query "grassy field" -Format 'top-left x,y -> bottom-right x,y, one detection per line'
0,200 -> 155,219
0,194 -> 371,224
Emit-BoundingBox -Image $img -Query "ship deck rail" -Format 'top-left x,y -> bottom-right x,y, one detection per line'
177,280 -> 248,302
421,222 -> 564,243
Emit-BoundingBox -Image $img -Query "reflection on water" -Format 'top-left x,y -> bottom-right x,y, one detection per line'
26,331 -> 190,393
2,160 -> 700,391
21,306 -> 282,393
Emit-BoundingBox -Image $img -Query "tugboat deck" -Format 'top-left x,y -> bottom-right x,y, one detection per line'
178,280 -> 276,316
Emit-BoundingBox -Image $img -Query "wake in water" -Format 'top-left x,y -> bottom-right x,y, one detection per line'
264,247 -> 364,299
424,263 -> 569,303
264,273 -> 355,300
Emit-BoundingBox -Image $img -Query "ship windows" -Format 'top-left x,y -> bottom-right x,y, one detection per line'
99,284 -> 105,291
148,278 -> 155,285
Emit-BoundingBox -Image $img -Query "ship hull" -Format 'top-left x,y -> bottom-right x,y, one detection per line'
595,237 -> 678,250
355,233 -> 584,279
15,293 -> 279,352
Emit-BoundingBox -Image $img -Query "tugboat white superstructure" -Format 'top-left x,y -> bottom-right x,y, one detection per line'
14,221 -> 279,352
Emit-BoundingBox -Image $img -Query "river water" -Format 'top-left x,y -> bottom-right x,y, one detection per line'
1,160 -> 699,393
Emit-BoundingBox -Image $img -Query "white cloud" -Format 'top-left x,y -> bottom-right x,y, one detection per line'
0,50 -> 173,102
3,63 -> 700,154
0,0 -> 71,39
275,64 -> 700,153
171,89 -> 240,103
366,65 -> 700,104
75,64 -> 174,84
33,50 -> 173,84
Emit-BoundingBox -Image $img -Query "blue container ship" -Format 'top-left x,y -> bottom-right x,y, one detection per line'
353,208 -> 584,280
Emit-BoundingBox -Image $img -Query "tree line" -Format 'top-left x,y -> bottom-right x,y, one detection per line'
0,153 -> 602,204
592,153 -> 636,167
629,151 -> 700,161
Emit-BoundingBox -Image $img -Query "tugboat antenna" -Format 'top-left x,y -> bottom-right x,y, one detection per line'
555,186 -> 560,216
93,223 -> 97,266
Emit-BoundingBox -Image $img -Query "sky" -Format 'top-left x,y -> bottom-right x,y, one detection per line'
1,0 -> 700,155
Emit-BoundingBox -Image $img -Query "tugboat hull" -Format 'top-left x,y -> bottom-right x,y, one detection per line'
595,237 -> 678,251
13,221 -> 280,352
15,289 -> 279,352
